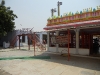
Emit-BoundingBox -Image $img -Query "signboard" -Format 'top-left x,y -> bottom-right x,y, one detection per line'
56,35 -> 68,44
51,35 -> 71,44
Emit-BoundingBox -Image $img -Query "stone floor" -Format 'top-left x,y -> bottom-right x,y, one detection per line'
0,48 -> 100,75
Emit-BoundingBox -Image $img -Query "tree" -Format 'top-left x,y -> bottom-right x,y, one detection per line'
0,0 -> 18,37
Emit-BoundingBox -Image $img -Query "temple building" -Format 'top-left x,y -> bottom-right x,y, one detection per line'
43,6 -> 100,56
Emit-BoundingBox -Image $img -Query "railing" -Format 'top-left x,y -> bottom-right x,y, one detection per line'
10,36 -> 19,48
35,34 -> 46,50
10,31 -> 46,50
28,33 -> 46,50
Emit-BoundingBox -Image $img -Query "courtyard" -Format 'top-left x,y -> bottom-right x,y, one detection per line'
0,48 -> 100,75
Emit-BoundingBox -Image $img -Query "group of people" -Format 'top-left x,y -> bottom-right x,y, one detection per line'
93,38 -> 100,54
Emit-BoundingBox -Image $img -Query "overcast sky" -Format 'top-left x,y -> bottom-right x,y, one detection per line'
3,0 -> 100,31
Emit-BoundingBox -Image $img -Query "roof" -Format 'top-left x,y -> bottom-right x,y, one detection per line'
44,19 -> 100,30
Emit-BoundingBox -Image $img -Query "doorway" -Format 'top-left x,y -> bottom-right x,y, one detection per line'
80,27 -> 100,57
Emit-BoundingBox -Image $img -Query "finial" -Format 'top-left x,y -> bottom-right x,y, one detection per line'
85,9 -> 87,12
76,11 -> 79,14
67,12 -> 69,16
83,9 -> 85,13
61,15 -> 62,17
68,12 -> 70,16
66,13 -> 67,16
57,16 -> 60,18
69,12 -> 72,16
72,12 -> 74,15
80,11 -> 82,14
97,5 -> 100,10
54,15 -> 56,19
93,8 -> 96,12
90,7 -> 92,12
63,13 -> 66,17
88,8 -> 90,12
87,8 -> 88,12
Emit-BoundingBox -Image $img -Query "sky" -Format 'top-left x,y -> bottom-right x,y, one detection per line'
2,0 -> 100,31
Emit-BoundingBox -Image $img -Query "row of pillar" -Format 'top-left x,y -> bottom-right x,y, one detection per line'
47,28 -> 80,54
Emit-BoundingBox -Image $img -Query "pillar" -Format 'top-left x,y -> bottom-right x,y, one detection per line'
56,31 -> 59,52
28,36 -> 30,50
82,33 -> 84,48
40,33 -> 42,44
19,35 -> 20,49
25,35 -> 28,44
47,31 -> 50,51
74,28 -> 80,54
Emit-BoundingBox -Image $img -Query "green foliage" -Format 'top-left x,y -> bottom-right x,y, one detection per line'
0,0 -> 17,37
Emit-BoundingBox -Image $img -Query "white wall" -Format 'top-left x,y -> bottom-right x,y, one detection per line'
48,47 -> 89,55
15,30 -> 23,47
25,36 -> 28,44
16,36 -> 23,47
35,32 -> 47,44
78,48 -> 89,55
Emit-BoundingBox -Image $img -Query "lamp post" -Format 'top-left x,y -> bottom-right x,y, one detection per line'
51,8 -> 56,17
57,1 -> 62,16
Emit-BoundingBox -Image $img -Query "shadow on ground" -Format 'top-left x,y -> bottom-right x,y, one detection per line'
0,48 -> 100,71
0,69 -> 12,75
39,51 -> 100,71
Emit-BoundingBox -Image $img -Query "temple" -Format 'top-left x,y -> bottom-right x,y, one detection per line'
44,6 -> 100,58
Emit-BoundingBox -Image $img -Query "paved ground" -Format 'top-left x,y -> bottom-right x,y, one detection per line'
0,48 -> 100,75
